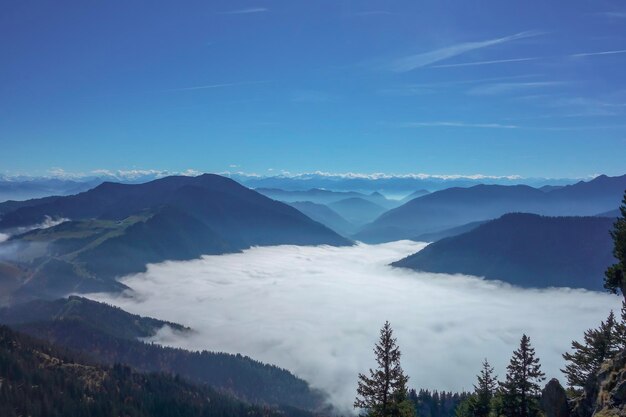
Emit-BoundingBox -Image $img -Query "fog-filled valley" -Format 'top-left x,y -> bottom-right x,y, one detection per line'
0,171 -> 625,417
85,240 -> 621,411
4,2 -> 626,415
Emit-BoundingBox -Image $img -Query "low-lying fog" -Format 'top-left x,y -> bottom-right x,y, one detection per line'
87,241 -> 621,411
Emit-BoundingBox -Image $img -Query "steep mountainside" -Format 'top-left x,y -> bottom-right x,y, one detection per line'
357,174 -> 626,242
0,296 -> 188,339
412,220 -> 488,242
257,187 -> 398,208
0,296 -> 328,411
0,195 -> 61,215
571,350 -> 626,417
288,201 -> 355,235
0,325 -> 313,417
328,197 -> 387,226
0,174 -> 351,301
400,189 -> 430,203
392,213 -> 616,290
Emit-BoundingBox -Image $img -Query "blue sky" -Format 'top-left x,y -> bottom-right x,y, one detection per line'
1,0 -> 626,179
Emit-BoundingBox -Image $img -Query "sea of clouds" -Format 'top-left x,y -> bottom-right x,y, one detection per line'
87,241 -> 622,412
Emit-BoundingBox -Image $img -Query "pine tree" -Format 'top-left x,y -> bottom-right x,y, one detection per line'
454,395 -> 476,417
354,321 -> 413,417
500,334 -> 545,417
616,301 -> 626,350
473,359 -> 497,417
604,191 -> 626,299
455,359 -> 498,417
562,310 -> 621,391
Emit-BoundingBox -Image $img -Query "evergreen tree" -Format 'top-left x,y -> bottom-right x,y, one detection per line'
604,191 -> 626,299
616,301 -> 626,350
455,359 -> 497,417
473,359 -> 498,417
454,395 -> 477,417
354,321 -> 413,417
562,310 -> 621,391
390,367 -> 413,417
500,334 -> 545,417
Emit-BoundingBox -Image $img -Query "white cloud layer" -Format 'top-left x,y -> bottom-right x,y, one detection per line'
87,241 -> 620,413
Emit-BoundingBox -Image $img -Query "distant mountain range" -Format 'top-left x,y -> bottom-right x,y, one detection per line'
392,213 -> 617,290
230,172 -> 580,195
0,172 -> 584,203
257,188 -> 398,230
0,177 -> 102,202
256,187 -> 398,208
328,197 -> 387,226
0,174 -> 350,302
400,189 -> 430,203
288,201 -> 356,235
412,220 -> 488,242
356,174 -> 626,242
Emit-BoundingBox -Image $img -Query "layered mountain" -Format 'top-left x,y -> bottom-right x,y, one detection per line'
357,174 -> 626,242
0,296 -> 327,411
288,201 -> 356,235
413,220 -> 488,242
392,213 -> 616,290
234,172 -> 577,194
0,324 -> 314,417
0,177 -> 101,202
400,189 -> 430,203
328,197 -> 387,226
0,174 -> 351,301
256,187 -> 398,208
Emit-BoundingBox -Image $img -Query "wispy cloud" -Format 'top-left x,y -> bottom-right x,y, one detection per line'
378,75 -> 542,96
548,97 -> 626,117
432,57 -> 538,68
162,81 -> 268,92
389,31 -> 543,72
353,10 -> 394,16
468,81 -> 564,96
218,7 -> 268,15
597,11 -> 626,18
398,121 -> 520,129
570,49 -> 626,58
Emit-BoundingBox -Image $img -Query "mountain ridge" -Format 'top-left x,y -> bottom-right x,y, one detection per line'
0,174 -> 351,302
392,213 -> 617,290
356,174 -> 626,242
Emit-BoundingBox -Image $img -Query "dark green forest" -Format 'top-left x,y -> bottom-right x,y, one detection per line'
0,296 -> 326,411
0,325 -> 313,417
